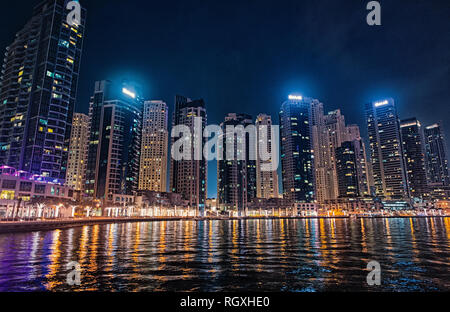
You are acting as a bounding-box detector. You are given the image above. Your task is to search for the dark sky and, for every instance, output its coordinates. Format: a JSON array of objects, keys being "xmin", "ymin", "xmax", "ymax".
[{"xmin": 1, "ymin": 0, "xmax": 449, "ymax": 197}]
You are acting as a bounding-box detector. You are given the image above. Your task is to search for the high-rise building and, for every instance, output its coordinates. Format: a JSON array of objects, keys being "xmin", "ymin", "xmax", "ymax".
[
  {"xmin": 0, "ymin": 0, "xmax": 86, "ymax": 180},
  {"xmin": 335, "ymin": 141, "xmax": 359, "ymax": 198},
  {"xmin": 217, "ymin": 113, "xmax": 255, "ymax": 213},
  {"xmin": 170, "ymin": 95, "xmax": 207, "ymax": 213},
  {"xmin": 424, "ymin": 122, "xmax": 450, "ymax": 187},
  {"xmin": 139, "ymin": 100, "xmax": 168, "ymax": 192},
  {"xmin": 311, "ymin": 101, "xmax": 333, "ymax": 203},
  {"xmin": 312, "ymin": 107, "xmax": 371, "ymax": 203},
  {"xmin": 345, "ymin": 125, "xmax": 372, "ymax": 197},
  {"xmin": 365, "ymin": 99, "xmax": 408, "ymax": 199},
  {"xmin": 66, "ymin": 113, "xmax": 89, "ymax": 192},
  {"xmin": 400, "ymin": 118, "xmax": 428, "ymax": 199},
  {"xmin": 85, "ymin": 80, "xmax": 142, "ymax": 203},
  {"xmin": 322, "ymin": 109, "xmax": 348, "ymax": 201},
  {"xmin": 279, "ymin": 96, "xmax": 315, "ymax": 203},
  {"xmin": 255, "ymin": 114, "xmax": 279, "ymax": 199}
]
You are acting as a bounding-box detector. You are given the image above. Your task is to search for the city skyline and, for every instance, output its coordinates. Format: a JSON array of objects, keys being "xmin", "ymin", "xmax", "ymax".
[
  {"xmin": 0, "ymin": 0, "xmax": 449, "ymax": 297},
  {"xmin": 0, "ymin": 0, "xmax": 448, "ymax": 202}
]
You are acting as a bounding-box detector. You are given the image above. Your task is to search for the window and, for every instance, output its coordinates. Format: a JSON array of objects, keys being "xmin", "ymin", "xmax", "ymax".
[
  {"xmin": 34, "ymin": 184, "xmax": 46, "ymax": 194},
  {"xmin": 0, "ymin": 190, "xmax": 15, "ymax": 200},
  {"xmin": 2, "ymin": 180, "xmax": 16, "ymax": 189},
  {"xmin": 19, "ymin": 182, "xmax": 32, "ymax": 192}
]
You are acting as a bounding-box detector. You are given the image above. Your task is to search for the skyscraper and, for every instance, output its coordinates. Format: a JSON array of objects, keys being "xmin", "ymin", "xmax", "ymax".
[
  {"xmin": 66, "ymin": 113, "xmax": 89, "ymax": 192},
  {"xmin": 312, "ymin": 107, "xmax": 370, "ymax": 203},
  {"xmin": 335, "ymin": 141, "xmax": 359, "ymax": 198},
  {"xmin": 170, "ymin": 95, "xmax": 207, "ymax": 213},
  {"xmin": 424, "ymin": 122, "xmax": 450, "ymax": 187},
  {"xmin": 0, "ymin": 0, "xmax": 86, "ymax": 180},
  {"xmin": 322, "ymin": 109, "xmax": 348, "ymax": 201},
  {"xmin": 311, "ymin": 101, "xmax": 334, "ymax": 203},
  {"xmin": 345, "ymin": 124, "xmax": 372, "ymax": 197},
  {"xmin": 335, "ymin": 138, "xmax": 371, "ymax": 198},
  {"xmin": 85, "ymin": 80, "xmax": 142, "ymax": 203},
  {"xmin": 256, "ymin": 114, "xmax": 279, "ymax": 199},
  {"xmin": 217, "ymin": 113, "xmax": 255, "ymax": 213},
  {"xmin": 365, "ymin": 99, "xmax": 408, "ymax": 199},
  {"xmin": 280, "ymin": 96, "xmax": 315, "ymax": 203},
  {"xmin": 400, "ymin": 118, "xmax": 428, "ymax": 199},
  {"xmin": 139, "ymin": 100, "xmax": 169, "ymax": 192}
]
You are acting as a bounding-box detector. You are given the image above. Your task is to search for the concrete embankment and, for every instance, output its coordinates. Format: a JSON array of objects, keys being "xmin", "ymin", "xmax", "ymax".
[{"xmin": 0, "ymin": 217, "xmax": 189, "ymax": 233}]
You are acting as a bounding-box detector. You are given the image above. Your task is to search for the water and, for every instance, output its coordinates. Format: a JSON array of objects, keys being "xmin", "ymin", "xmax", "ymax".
[{"xmin": 0, "ymin": 218, "xmax": 449, "ymax": 292}]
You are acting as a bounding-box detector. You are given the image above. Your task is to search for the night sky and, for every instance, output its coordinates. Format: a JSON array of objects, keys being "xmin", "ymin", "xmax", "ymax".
[{"xmin": 1, "ymin": 0, "xmax": 449, "ymax": 197}]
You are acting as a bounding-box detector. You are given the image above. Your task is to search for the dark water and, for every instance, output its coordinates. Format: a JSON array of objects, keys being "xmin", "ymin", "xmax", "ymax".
[{"xmin": 0, "ymin": 218, "xmax": 449, "ymax": 292}]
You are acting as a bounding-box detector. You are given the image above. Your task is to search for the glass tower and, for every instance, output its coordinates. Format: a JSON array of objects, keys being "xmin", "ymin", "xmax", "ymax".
[
  {"xmin": 400, "ymin": 118, "xmax": 428, "ymax": 199},
  {"xmin": 0, "ymin": 0, "xmax": 86, "ymax": 181},
  {"xmin": 424, "ymin": 123, "xmax": 450, "ymax": 187},
  {"xmin": 365, "ymin": 99, "xmax": 408, "ymax": 199},
  {"xmin": 280, "ymin": 96, "xmax": 315, "ymax": 203},
  {"xmin": 85, "ymin": 80, "xmax": 142, "ymax": 203}
]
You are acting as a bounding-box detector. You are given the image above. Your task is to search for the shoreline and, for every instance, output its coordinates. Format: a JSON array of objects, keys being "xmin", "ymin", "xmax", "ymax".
[{"xmin": 0, "ymin": 215, "xmax": 448, "ymax": 234}]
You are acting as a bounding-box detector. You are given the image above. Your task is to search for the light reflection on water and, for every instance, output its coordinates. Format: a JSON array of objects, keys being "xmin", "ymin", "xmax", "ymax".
[{"xmin": 0, "ymin": 218, "xmax": 449, "ymax": 292}]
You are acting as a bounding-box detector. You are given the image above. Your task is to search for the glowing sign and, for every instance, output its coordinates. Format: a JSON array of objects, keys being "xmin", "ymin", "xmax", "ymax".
[
  {"xmin": 122, "ymin": 88, "xmax": 136, "ymax": 99},
  {"xmin": 288, "ymin": 95, "xmax": 303, "ymax": 101},
  {"xmin": 374, "ymin": 100, "xmax": 389, "ymax": 107},
  {"xmin": 426, "ymin": 124, "xmax": 439, "ymax": 130},
  {"xmin": 400, "ymin": 122, "xmax": 418, "ymax": 128}
]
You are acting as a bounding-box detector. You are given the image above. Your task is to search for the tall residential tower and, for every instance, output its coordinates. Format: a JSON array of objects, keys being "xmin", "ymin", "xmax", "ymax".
[
  {"xmin": 424, "ymin": 122, "xmax": 450, "ymax": 187},
  {"xmin": 256, "ymin": 114, "xmax": 279, "ymax": 199},
  {"xmin": 400, "ymin": 118, "xmax": 428, "ymax": 199},
  {"xmin": 170, "ymin": 95, "xmax": 207, "ymax": 213},
  {"xmin": 85, "ymin": 80, "xmax": 142, "ymax": 203},
  {"xmin": 280, "ymin": 96, "xmax": 315, "ymax": 203},
  {"xmin": 66, "ymin": 112, "xmax": 89, "ymax": 192},
  {"xmin": 365, "ymin": 99, "xmax": 408, "ymax": 199},
  {"xmin": 139, "ymin": 100, "xmax": 169, "ymax": 192}
]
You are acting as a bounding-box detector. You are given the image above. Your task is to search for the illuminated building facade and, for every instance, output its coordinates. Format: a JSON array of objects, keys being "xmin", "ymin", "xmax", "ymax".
[
  {"xmin": 323, "ymin": 110, "xmax": 348, "ymax": 198},
  {"xmin": 345, "ymin": 125, "xmax": 372, "ymax": 197},
  {"xmin": 217, "ymin": 113, "xmax": 256, "ymax": 213},
  {"xmin": 310, "ymin": 101, "xmax": 333, "ymax": 203},
  {"xmin": 170, "ymin": 95, "xmax": 207, "ymax": 213},
  {"xmin": 0, "ymin": 165, "xmax": 74, "ymax": 202},
  {"xmin": 256, "ymin": 114, "xmax": 279, "ymax": 199},
  {"xmin": 66, "ymin": 113, "xmax": 89, "ymax": 191},
  {"xmin": 312, "ymin": 107, "xmax": 371, "ymax": 202},
  {"xmin": 139, "ymin": 100, "xmax": 168, "ymax": 192},
  {"xmin": 0, "ymin": 0, "xmax": 86, "ymax": 180},
  {"xmin": 336, "ymin": 141, "xmax": 361, "ymax": 198},
  {"xmin": 85, "ymin": 80, "xmax": 142, "ymax": 203},
  {"xmin": 400, "ymin": 118, "xmax": 428, "ymax": 199},
  {"xmin": 280, "ymin": 96, "xmax": 315, "ymax": 203},
  {"xmin": 365, "ymin": 99, "xmax": 408, "ymax": 199}
]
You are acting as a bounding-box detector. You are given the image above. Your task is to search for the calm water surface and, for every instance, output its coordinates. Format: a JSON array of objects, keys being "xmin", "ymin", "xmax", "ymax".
[{"xmin": 0, "ymin": 218, "xmax": 449, "ymax": 292}]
